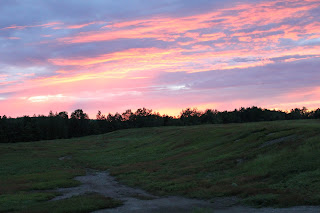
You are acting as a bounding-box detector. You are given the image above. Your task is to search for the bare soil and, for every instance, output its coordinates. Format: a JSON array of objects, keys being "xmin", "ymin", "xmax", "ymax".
[{"xmin": 53, "ymin": 170, "xmax": 320, "ymax": 213}]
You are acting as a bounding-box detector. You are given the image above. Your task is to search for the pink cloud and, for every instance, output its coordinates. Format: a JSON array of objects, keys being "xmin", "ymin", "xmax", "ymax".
[
  {"xmin": 7, "ymin": 37, "xmax": 20, "ymax": 40},
  {"xmin": 58, "ymin": 0, "xmax": 319, "ymax": 46},
  {"xmin": 1, "ymin": 22, "xmax": 63, "ymax": 31},
  {"xmin": 65, "ymin": 21, "xmax": 105, "ymax": 29}
]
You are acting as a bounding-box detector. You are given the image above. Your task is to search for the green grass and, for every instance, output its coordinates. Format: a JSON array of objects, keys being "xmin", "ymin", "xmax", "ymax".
[
  {"xmin": 0, "ymin": 192, "xmax": 57, "ymax": 212},
  {"xmin": 192, "ymin": 207, "xmax": 213, "ymax": 213},
  {"xmin": 1, "ymin": 119, "xmax": 320, "ymax": 211}
]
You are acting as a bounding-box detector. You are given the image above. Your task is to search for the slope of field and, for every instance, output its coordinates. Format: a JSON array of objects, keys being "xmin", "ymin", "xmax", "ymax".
[{"xmin": 1, "ymin": 120, "xmax": 320, "ymax": 211}]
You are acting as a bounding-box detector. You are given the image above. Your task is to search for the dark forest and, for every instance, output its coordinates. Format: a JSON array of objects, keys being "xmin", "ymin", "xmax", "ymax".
[{"xmin": 1, "ymin": 106, "xmax": 319, "ymax": 143}]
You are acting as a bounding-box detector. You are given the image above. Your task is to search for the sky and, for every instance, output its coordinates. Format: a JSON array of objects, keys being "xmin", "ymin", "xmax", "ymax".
[{"xmin": 0, "ymin": 0, "xmax": 320, "ymax": 118}]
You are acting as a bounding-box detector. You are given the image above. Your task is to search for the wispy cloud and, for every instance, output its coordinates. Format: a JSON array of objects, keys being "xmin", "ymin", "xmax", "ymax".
[{"xmin": 1, "ymin": 22, "xmax": 63, "ymax": 31}]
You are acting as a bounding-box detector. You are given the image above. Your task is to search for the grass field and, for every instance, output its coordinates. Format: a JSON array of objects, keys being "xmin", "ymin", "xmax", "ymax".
[{"xmin": 1, "ymin": 120, "xmax": 320, "ymax": 211}]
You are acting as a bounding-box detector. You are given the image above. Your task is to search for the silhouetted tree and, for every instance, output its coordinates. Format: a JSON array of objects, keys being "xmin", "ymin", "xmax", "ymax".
[
  {"xmin": 180, "ymin": 108, "xmax": 201, "ymax": 125},
  {"xmin": 71, "ymin": 109, "xmax": 89, "ymax": 120},
  {"xmin": 58, "ymin": 111, "xmax": 69, "ymax": 120},
  {"xmin": 96, "ymin": 110, "xmax": 106, "ymax": 120},
  {"xmin": 313, "ymin": 108, "xmax": 320, "ymax": 119},
  {"xmin": 70, "ymin": 109, "xmax": 89, "ymax": 137}
]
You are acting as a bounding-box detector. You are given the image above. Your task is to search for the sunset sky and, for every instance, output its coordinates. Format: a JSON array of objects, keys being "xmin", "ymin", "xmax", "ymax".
[{"xmin": 0, "ymin": 0, "xmax": 320, "ymax": 118}]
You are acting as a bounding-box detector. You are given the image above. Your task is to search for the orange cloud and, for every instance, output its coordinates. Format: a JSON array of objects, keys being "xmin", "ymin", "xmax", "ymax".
[{"xmin": 49, "ymin": 47, "xmax": 173, "ymax": 66}]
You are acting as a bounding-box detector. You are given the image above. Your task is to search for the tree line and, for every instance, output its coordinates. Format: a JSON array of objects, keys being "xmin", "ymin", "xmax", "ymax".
[{"xmin": 1, "ymin": 106, "xmax": 320, "ymax": 143}]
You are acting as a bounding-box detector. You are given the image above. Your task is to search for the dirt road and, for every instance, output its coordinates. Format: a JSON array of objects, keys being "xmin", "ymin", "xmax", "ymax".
[{"xmin": 53, "ymin": 170, "xmax": 320, "ymax": 213}]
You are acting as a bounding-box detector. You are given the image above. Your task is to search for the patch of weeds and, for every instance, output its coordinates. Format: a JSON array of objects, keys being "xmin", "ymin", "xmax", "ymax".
[
  {"xmin": 192, "ymin": 207, "xmax": 213, "ymax": 213},
  {"xmin": 251, "ymin": 128, "xmax": 267, "ymax": 134},
  {"xmin": 1, "ymin": 170, "xmax": 84, "ymax": 192},
  {"xmin": 31, "ymin": 179, "xmax": 80, "ymax": 190},
  {"xmin": 0, "ymin": 192, "xmax": 57, "ymax": 212}
]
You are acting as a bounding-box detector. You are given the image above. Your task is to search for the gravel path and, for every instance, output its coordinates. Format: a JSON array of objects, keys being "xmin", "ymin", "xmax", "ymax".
[{"xmin": 53, "ymin": 170, "xmax": 320, "ymax": 213}]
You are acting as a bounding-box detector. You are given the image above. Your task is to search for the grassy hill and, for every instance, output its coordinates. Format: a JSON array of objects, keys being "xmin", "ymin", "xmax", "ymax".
[{"xmin": 1, "ymin": 120, "xmax": 320, "ymax": 211}]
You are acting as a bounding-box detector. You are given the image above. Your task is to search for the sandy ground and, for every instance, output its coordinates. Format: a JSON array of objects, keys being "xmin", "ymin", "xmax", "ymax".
[{"xmin": 53, "ymin": 169, "xmax": 320, "ymax": 213}]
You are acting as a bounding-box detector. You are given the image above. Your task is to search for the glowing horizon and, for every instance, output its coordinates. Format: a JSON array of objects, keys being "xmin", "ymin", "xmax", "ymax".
[{"xmin": 1, "ymin": 0, "xmax": 320, "ymax": 118}]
